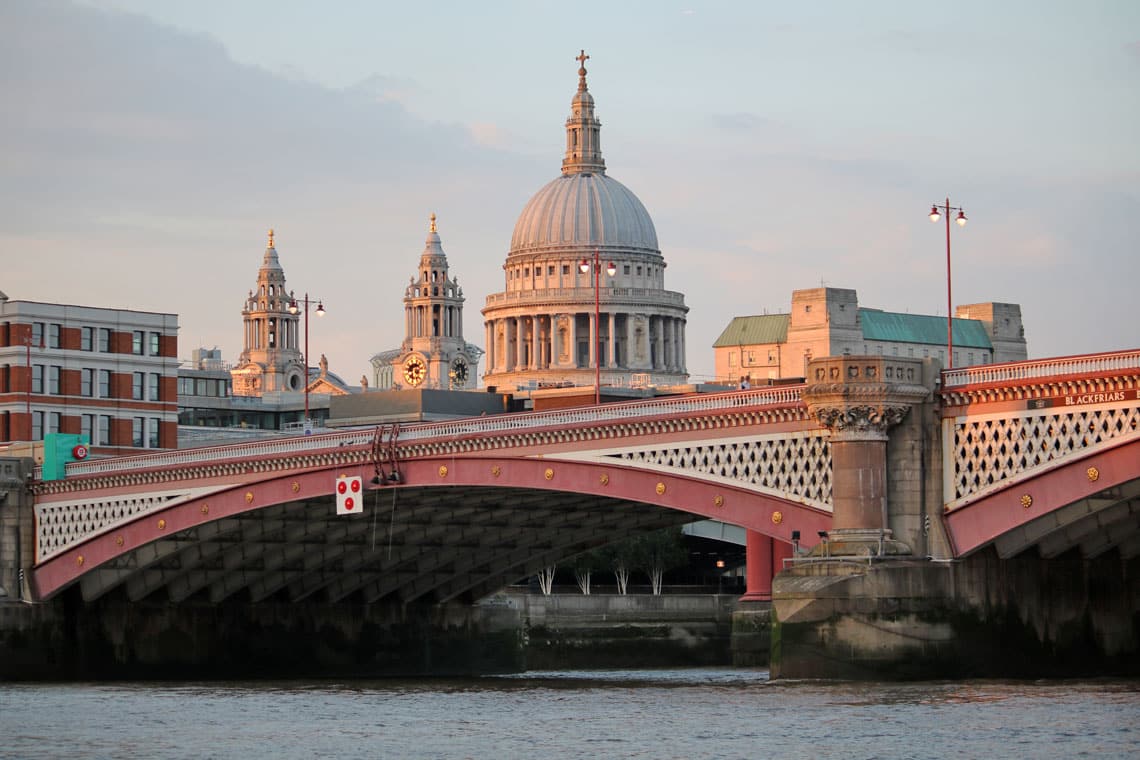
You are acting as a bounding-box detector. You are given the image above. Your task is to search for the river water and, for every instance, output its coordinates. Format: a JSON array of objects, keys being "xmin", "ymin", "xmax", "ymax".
[{"xmin": 2, "ymin": 669, "xmax": 1138, "ymax": 759}]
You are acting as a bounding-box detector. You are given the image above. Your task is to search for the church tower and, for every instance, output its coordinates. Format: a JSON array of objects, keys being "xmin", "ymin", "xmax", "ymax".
[
  {"xmin": 231, "ymin": 229, "xmax": 305, "ymax": 396},
  {"xmin": 370, "ymin": 215, "xmax": 483, "ymax": 390}
]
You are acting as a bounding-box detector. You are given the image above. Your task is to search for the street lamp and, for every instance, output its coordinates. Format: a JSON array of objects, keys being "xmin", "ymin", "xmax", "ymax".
[
  {"xmin": 928, "ymin": 198, "xmax": 967, "ymax": 369},
  {"xmin": 579, "ymin": 249, "xmax": 616, "ymax": 405},
  {"xmin": 288, "ymin": 292, "xmax": 325, "ymax": 424}
]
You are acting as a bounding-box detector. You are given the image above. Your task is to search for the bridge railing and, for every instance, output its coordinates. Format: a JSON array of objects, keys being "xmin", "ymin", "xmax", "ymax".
[
  {"xmin": 56, "ymin": 384, "xmax": 805, "ymax": 479},
  {"xmin": 941, "ymin": 349, "xmax": 1140, "ymax": 388}
]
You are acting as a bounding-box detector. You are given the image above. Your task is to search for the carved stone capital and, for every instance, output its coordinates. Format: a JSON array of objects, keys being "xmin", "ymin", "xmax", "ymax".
[
  {"xmin": 802, "ymin": 356, "xmax": 934, "ymax": 441},
  {"xmin": 810, "ymin": 403, "xmax": 912, "ymax": 441}
]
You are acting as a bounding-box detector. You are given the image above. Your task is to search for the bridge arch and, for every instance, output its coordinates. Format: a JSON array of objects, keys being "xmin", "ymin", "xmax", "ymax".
[
  {"xmin": 33, "ymin": 456, "xmax": 829, "ymax": 604},
  {"xmin": 944, "ymin": 437, "xmax": 1140, "ymax": 558}
]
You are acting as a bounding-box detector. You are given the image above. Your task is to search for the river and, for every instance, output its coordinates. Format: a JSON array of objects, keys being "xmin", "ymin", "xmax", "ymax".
[{"xmin": 2, "ymin": 669, "xmax": 1138, "ymax": 759}]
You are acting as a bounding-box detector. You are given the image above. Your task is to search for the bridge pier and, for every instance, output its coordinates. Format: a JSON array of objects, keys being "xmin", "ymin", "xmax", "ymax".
[{"xmin": 770, "ymin": 356, "xmax": 1140, "ymax": 679}]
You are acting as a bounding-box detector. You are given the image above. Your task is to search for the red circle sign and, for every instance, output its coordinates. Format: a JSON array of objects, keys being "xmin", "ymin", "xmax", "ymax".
[
  {"xmin": 351, "ymin": 479, "xmax": 361, "ymax": 493},
  {"xmin": 337, "ymin": 481, "xmax": 347, "ymax": 494},
  {"xmin": 72, "ymin": 445, "xmax": 89, "ymax": 460},
  {"xmin": 344, "ymin": 497, "xmax": 355, "ymax": 511}
]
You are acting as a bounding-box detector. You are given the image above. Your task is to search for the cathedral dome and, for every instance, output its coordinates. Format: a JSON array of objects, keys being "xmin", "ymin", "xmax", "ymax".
[{"xmin": 509, "ymin": 172, "xmax": 659, "ymax": 256}]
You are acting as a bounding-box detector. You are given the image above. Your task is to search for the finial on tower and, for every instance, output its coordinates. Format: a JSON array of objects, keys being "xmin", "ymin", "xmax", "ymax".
[
  {"xmin": 267, "ymin": 228, "xmax": 275, "ymax": 248},
  {"xmin": 576, "ymin": 49, "xmax": 589, "ymax": 91},
  {"xmin": 430, "ymin": 213, "xmax": 437, "ymax": 233}
]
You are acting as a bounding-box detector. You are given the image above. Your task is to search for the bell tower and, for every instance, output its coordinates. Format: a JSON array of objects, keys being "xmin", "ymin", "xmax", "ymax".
[
  {"xmin": 387, "ymin": 215, "xmax": 482, "ymax": 390},
  {"xmin": 231, "ymin": 229, "xmax": 305, "ymax": 396}
]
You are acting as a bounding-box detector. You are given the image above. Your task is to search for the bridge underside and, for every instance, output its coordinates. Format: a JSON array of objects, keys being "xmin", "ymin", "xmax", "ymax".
[{"xmin": 63, "ymin": 485, "xmax": 697, "ymax": 607}]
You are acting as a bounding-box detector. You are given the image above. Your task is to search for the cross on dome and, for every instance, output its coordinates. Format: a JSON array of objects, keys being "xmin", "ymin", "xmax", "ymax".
[
  {"xmin": 267, "ymin": 229, "xmax": 275, "ymax": 247},
  {"xmin": 576, "ymin": 49, "xmax": 589, "ymax": 90}
]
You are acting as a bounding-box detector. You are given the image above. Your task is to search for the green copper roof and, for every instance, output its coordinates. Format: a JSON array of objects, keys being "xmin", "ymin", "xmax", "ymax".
[
  {"xmin": 712, "ymin": 314, "xmax": 790, "ymax": 347},
  {"xmin": 858, "ymin": 309, "xmax": 992, "ymax": 349}
]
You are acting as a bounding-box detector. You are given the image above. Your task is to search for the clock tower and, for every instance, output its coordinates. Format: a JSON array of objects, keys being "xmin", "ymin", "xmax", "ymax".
[{"xmin": 370, "ymin": 215, "xmax": 483, "ymax": 390}]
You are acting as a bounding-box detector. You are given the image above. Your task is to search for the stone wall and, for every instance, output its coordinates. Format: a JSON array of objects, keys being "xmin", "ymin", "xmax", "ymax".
[
  {"xmin": 497, "ymin": 591, "xmax": 738, "ymax": 669},
  {"xmin": 771, "ymin": 549, "xmax": 1140, "ymax": 680},
  {"xmin": 0, "ymin": 591, "xmax": 524, "ymax": 680}
]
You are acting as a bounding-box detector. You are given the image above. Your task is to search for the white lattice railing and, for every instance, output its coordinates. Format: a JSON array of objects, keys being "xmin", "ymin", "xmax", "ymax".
[
  {"xmin": 35, "ymin": 486, "xmax": 224, "ymax": 562},
  {"xmin": 58, "ymin": 385, "xmax": 805, "ymax": 479},
  {"xmin": 945, "ymin": 402, "xmax": 1140, "ymax": 507},
  {"xmin": 612, "ymin": 431, "xmax": 833, "ymax": 509},
  {"xmin": 942, "ymin": 349, "xmax": 1140, "ymax": 388}
]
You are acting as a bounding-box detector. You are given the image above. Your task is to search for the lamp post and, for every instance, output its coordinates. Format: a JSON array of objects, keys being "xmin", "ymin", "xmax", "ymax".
[
  {"xmin": 288, "ymin": 292, "xmax": 325, "ymax": 424},
  {"xmin": 579, "ymin": 249, "xmax": 616, "ymax": 405},
  {"xmin": 928, "ymin": 198, "xmax": 967, "ymax": 369}
]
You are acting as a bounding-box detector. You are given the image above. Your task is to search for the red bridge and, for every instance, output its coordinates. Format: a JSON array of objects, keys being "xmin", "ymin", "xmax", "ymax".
[{"xmin": 26, "ymin": 350, "xmax": 1140, "ymax": 617}]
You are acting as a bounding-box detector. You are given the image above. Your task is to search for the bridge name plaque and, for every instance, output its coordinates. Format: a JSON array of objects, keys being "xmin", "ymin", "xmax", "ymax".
[{"xmin": 1027, "ymin": 389, "xmax": 1140, "ymax": 410}]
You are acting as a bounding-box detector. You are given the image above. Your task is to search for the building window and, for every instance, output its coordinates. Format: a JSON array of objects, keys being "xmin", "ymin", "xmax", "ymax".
[
  {"xmin": 132, "ymin": 331, "xmax": 144, "ymax": 355},
  {"xmin": 636, "ymin": 266, "xmax": 642, "ymax": 276},
  {"xmin": 48, "ymin": 323, "xmax": 61, "ymax": 348},
  {"xmin": 728, "ymin": 351, "xmax": 737, "ymax": 368},
  {"xmin": 805, "ymin": 305, "xmax": 812, "ymax": 313},
  {"xmin": 31, "ymin": 411, "xmax": 44, "ymax": 441},
  {"xmin": 148, "ymin": 417, "xmax": 160, "ymax": 448},
  {"xmin": 81, "ymin": 368, "xmax": 93, "ymax": 397},
  {"xmin": 32, "ymin": 364, "xmax": 44, "ymax": 394},
  {"xmin": 179, "ymin": 377, "xmax": 193, "ymax": 396},
  {"xmin": 132, "ymin": 372, "xmax": 144, "ymax": 400},
  {"xmin": 149, "ymin": 332, "xmax": 161, "ymax": 356},
  {"xmin": 49, "ymin": 365, "xmax": 61, "ymax": 394},
  {"xmin": 624, "ymin": 265, "xmax": 631, "ymax": 275},
  {"xmin": 99, "ymin": 328, "xmax": 111, "ymax": 352},
  {"xmin": 562, "ymin": 264, "xmax": 569, "ymax": 275},
  {"xmin": 132, "ymin": 417, "xmax": 144, "ymax": 447},
  {"xmin": 149, "ymin": 372, "xmax": 161, "ymax": 401},
  {"xmin": 81, "ymin": 326, "xmax": 93, "ymax": 351},
  {"xmin": 99, "ymin": 369, "xmax": 111, "ymax": 398},
  {"xmin": 547, "ymin": 265, "xmax": 554, "ymax": 276},
  {"xmin": 81, "ymin": 414, "xmax": 94, "ymax": 441},
  {"xmin": 32, "ymin": 322, "xmax": 44, "ymax": 347},
  {"xmin": 48, "ymin": 411, "xmax": 61, "ymax": 434},
  {"xmin": 98, "ymin": 415, "xmax": 111, "ymax": 445}
]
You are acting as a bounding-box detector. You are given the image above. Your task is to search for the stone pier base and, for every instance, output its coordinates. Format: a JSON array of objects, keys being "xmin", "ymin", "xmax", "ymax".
[
  {"xmin": 0, "ymin": 591, "xmax": 524, "ymax": 680},
  {"xmin": 730, "ymin": 601, "xmax": 771, "ymax": 667},
  {"xmin": 771, "ymin": 550, "xmax": 1140, "ymax": 680}
]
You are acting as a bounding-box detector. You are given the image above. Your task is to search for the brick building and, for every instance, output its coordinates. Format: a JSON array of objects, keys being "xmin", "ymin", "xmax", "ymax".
[{"xmin": 0, "ymin": 293, "xmax": 179, "ymax": 454}]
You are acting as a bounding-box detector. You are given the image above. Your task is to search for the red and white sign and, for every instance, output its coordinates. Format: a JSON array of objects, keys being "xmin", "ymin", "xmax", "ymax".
[
  {"xmin": 335, "ymin": 475, "xmax": 363, "ymax": 515},
  {"xmin": 72, "ymin": 444, "xmax": 89, "ymax": 460}
]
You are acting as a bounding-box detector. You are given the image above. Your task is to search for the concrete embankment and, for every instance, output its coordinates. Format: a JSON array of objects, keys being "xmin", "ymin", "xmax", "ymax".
[{"xmin": 494, "ymin": 591, "xmax": 749, "ymax": 669}]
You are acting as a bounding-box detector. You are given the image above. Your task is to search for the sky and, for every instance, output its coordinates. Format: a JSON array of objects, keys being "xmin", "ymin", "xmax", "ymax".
[{"xmin": 3, "ymin": 0, "xmax": 1138, "ymax": 385}]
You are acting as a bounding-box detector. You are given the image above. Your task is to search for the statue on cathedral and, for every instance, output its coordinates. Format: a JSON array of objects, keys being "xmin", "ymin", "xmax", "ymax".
[
  {"xmin": 360, "ymin": 375, "xmax": 369, "ymax": 391},
  {"xmin": 319, "ymin": 353, "xmax": 329, "ymax": 377}
]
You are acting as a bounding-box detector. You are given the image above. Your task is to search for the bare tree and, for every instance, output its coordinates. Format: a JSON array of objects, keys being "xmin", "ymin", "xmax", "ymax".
[
  {"xmin": 632, "ymin": 528, "xmax": 689, "ymax": 595},
  {"xmin": 537, "ymin": 565, "xmax": 556, "ymax": 596}
]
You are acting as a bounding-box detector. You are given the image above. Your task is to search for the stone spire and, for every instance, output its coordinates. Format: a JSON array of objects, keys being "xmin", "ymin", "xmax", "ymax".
[{"xmin": 561, "ymin": 49, "xmax": 606, "ymax": 176}]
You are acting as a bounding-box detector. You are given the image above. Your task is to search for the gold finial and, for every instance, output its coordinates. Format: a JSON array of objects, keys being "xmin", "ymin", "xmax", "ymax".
[
  {"xmin": 430, "ymin": 213, "xmax": 437, "ymax": 233},
  {"xmin": 267, "ymin": 228, "xmax": 275, "ymax": 247},
  {"xmin": 576, "ymin": 49, "xmax": 589, "ymax": 90}
]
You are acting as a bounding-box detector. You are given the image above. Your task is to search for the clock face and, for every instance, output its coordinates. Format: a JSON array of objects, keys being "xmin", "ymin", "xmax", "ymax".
[
  {"xmin": 450, "ymin": 358, "xmax": 469, "ymax": 387},
  {"xmin": 403, "ymin": 356, "xmax": 426, "ymax": 387}
]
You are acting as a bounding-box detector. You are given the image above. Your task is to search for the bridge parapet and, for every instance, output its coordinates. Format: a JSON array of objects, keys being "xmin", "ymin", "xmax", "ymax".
[
  {"xmin": 941, "ymin": 349, "xmax": 1140, "ymax": 510},
  {"xmin": 942, "ymin": 349, "xmax": 1140, "ymax": 389},
  {"xmin": 39, "ymin": 385, "xmax": 806, "ymax": 491}
]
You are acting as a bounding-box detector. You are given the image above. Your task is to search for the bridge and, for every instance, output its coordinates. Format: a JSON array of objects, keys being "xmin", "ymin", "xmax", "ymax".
[{"xmin": 11, "ymin": 350, "xmax": 1140, "ymax": 678}]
